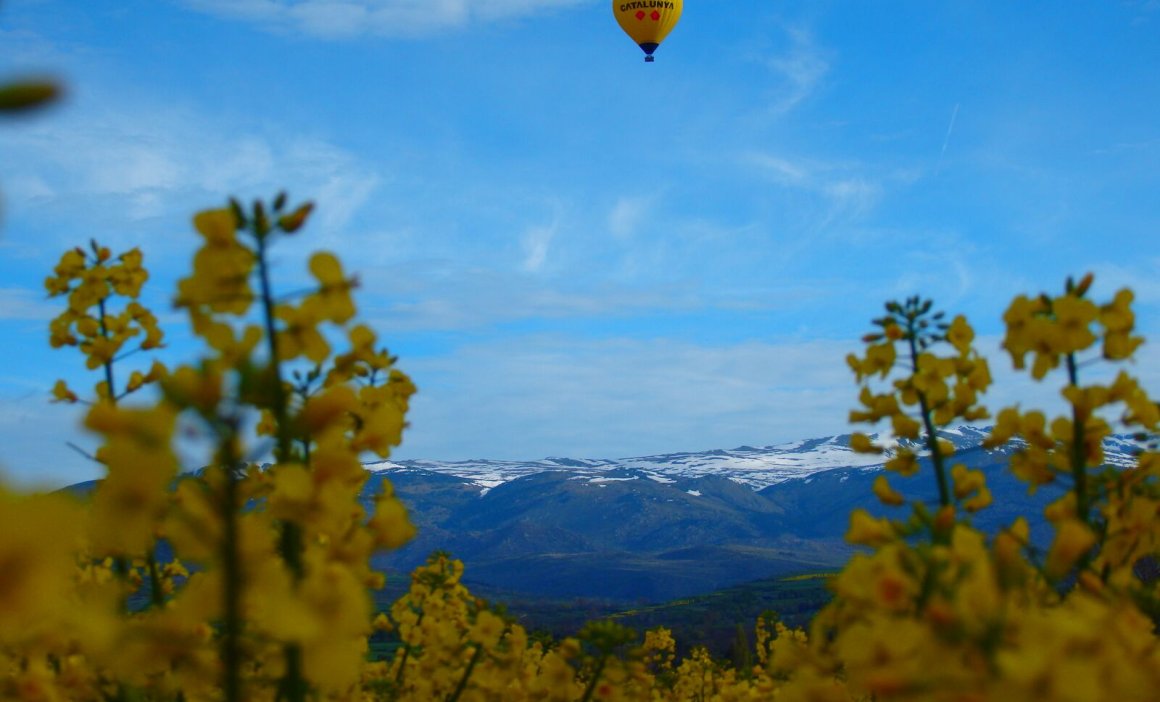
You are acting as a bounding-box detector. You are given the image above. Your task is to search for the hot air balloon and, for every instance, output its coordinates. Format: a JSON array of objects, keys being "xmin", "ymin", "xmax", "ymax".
[{"xmin": 613, "ymin": 1, "xmax": 683, "ymax": 62}]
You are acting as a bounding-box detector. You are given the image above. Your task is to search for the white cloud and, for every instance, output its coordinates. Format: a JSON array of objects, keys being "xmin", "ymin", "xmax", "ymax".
[
  {"xmin": 393, "ymin": 330, "xmax": 1160, "ymax": 464},
  {"xmin": 409, "ymin": 330, "xmax": 1147, "ymax": 457},
  {"xmin": 0, "ymin": 289, "xmax": 57, "ymax": 321},
  {"xmin": 608, "ymin": 196, "xmax": 650, "ymax": 240},
  {"xmin": 179, "ymin": 0, "xmax": 591, "ymax": 38},
  {"xmin": 395, "ymin": 335, "xmax": 857, "ymax": 461},
  {"xmin": 0, "ymin": 333, "xmax": 850, "ymax": 485},
  {"xmin": 2, "ymin": 174, "xmax": 55, "ymax": 203},
  {"xmin": 764, "ymin": 26, "xmax": 830, "ymax": 115},
  {"xmin": 0, "ymin": 392, "xmax": 92, "ymax": 490},
  {"xmin": 742, "ymin": 152, "xmax": 883, "ymax": 230},
  {"xmin": 1090, "ymin": 259, "xmax": 1160, "ymax": 307},
  {"xmin": 361, "ymin": 266, "xmax": 702, "ymax": 332},
  {"xmin": 821, "ymin": 178, "xmax": 880, "ymax": 223},
  {"xmin": 0, "ymin": 98, "xmax": 383, "ymax": 258},
  {"xmin": 521, "ymin": 221, "xmax": 555, "ymax": 273},
  {"xmin": 744, "ymin": 155, "xmax": 808, "ymax": 187}
]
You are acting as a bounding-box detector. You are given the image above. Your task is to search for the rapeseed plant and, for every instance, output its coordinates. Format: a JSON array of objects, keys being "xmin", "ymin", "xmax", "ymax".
[{"xmin": 0, "ymin": 194, "xmax": 1156, "ymax": 701}]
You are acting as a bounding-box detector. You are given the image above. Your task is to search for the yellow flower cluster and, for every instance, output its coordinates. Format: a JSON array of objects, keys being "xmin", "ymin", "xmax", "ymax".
[
  {"xmin": 6, "ymin": 196, "xmax": 421, "ymax": 701},
  {"xmin": 3, "ymin": 196, "xmax": 1159, "ymax": 702},
  {"xmin": 46, "ymin": 241, "xmax": 163, "ymax": 396},
  {"xmin": 847, "ymin": 296, "xmax": 993, "ymax": 513},
  {"xmin": 987, "ymin": 279, "xmax": 1160, "ymax": 589},
  {"xmin": 1002, "ymin": 275, "xmax": 1144, "ymax": 377},
  {"xmin": 811, "ymin": 278, "xmax": 1160, "ymax": 701}
]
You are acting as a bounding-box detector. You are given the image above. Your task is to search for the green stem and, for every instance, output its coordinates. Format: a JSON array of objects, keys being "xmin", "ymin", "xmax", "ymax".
[
  {"xmin": 97, "ymin": 298, "xmax": 117, "ymax": 403},
  {"xmin": 908, "ymin": 333, "xmax": 950, "ymax": 509},
  {"xmin": 1065, "ymin": 352, "xmax": 1089, "ymax": 524},
  {"xmin": 255, "ymin": 229, "xmax": 306, "ymax": 702},
  {"xmin": 580, "ymin": 656, "xmax": 608, "ymax": 702},
  {"xmin": 395, "ymin": 610, "xmax": 424, "ymax": 687},
  {"xmin": 446, "ymin": 644, "xmax": 483, "ymax": 702},
  {"xmin": 277, "ymin": 647, "xmax": 307, "ymax": 702},
  {"xmin": 255, "ymin": 236, "xmax": 291, "ymax": 461},
  {"xmin": 255, "ymin": 234, "xmax": 303, "ymax": 573},
  {"xmin": 146, "ymin": 553, "xmax": 164, "ymax": 609},
  {"xmin": 98, "ymin": 297, "xmax": 170, "ymax": 608},
  {"xmin": 97, "ymin": 298, "xmax": 133, "ymax": 584},
  {"xmin": 1036, "ymin": 349, "xmax": 1099, "ymax": 584}
]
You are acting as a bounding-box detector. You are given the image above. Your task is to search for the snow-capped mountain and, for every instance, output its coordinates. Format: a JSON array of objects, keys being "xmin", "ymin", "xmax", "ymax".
[
  {"xmin": 357, "ymin": 424, "xmax": 1152, "ymax": 602},
  {"xmin": 366, "ymin": 431, "xmax": 922, "ymax": 492},
  {"xmin": 61, "ymin": 425, "xmax": 1151, "ymax": 604},
  {"xmin": 365, "ymin": 424, "xmax": 1143, "ymax": 494}
]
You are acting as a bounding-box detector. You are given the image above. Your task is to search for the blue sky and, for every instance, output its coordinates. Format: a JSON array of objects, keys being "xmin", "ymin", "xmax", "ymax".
[{"xmin": 2, "ymin": 1, "xmax": 1158, "ymax": 488}]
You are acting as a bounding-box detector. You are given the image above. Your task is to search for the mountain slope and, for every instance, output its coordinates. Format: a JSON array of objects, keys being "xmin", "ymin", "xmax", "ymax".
[
  {"xmin": 62, "ymin": 425, "xmax": 1148, "ymax": 603},
  {"xmin": 367, "ymin": 425, "xmax": 1145, "ymax": 601}
]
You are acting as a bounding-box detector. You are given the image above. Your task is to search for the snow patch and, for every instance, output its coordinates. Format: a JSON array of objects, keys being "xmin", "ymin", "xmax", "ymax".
[{"xmin": 359, "ymin": 425, "xmax": 1143, "ymax": 494}]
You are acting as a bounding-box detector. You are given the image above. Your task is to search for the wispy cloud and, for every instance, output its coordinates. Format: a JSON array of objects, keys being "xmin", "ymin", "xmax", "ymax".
[
  {"xmin": 16, "ymin": 326, "xmax": 1158, "ymax": 485},
  {"xmin": 0, "ymin": 289, "xmax": 57, "ymax": 321},
  {"xmin": 821, "ymin": 178, "xmax": 880, "ymax": 222},
  {"xmin": 1089, "ymin": 138, "xmax": 1160, "ymax": 156},
  {"xmin": 742, "ymin": 152, "xmax": 883, "ymax": 229},
  {"xmin": 399, "ymin": 330, "xmax": 1160, "ymax": 463},
  {"xmin": 763, "ymin": 26, "xmax": 830, "ymax": 115},
  {"xmin": 361, "ymin": 267, "xmax": 704, "ymax": 332},
  {"xmin": 0, "ymin": 99, "xmax": 382, "ymax": 257},
  {"xmin": 521, "ymin": 221, "xmax": 556, "ymax": 273},
  {"xmin": 744, "ymin": 155, "xmax": 809, "ymax": 187},
  {"xmin": 396, "ymin": 335, "xmax": 857, "ymax": 460},
  {"xmin": 1090, "ymin": 259, "xmax": 1160, "ymax": 309},
  {"xmin": 0, "ymin": 395, "xmax": 90, "ymax": 489},
  {"xmin": 607, "ymin": 196, "xmax": 651, "ymax": 240},
  {"xmin": 178, "ymin": 0, "xmax": 590, "ymax": 38}
]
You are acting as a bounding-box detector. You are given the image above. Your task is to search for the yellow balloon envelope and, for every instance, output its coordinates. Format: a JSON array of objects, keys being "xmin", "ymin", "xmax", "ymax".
[{"xmin": 613, "ymin": 1, "xmax": 683, "ymax": 62}]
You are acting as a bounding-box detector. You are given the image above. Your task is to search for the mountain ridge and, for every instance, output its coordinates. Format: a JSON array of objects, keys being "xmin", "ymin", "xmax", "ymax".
[
  {"xmin": 60, "ymin": 424, "xmax": 1150, "ymax": 603},
  {"xmin": 362, "ymin": 424, "xmax": 1146, "ymax": 602},
  {"xmin": 368, "ymin": 424, "xmax": 1143, "ymax": 493}
]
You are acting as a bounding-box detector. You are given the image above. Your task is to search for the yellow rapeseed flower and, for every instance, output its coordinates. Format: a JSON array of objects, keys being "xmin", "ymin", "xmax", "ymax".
[
  {"xmin": 0, "ymin": 489, "xmax": 85, "ymax": 644},
  {"xmin": 50, "ymin": 379, "xmax": 78, "ymax": 403},
  {"xmin": 849, "ymin": 432, "xmax": 883, "ymax": 454},
  {"xmin": 471, "ymin": 609, "xmax": 506, "ymax": 649},
  {"xmin": 872, "ymin": 475, "xmax": 906, "ymax": 506},
  {"xmin": 1051, "ymin": 294, "xmax": 1098, "ymax": 353},
  {"xmin": 368, "ymin": 491, "xmax": 416, "ymax": 550},
  {"xmin": 308, "ymin": 251, "xmax": 357, "ymax": 324},
  {"xmin": 946, "ymin": 314, "xmax": 974, "ymax": 355},
  {"xmin": 885, "ymin": 448, "xmax": 919, "ymax": 476},
  {"xmin": 275, "ymin": 300, "xmax": 331, "ymax": 363},
  {"xmin": 845, "ymin": 509, "xmax": 897, "ymax": 547},
  {"xmin": 1045, "ymin": 519, "xmax": 1095, "ymax": 579}
]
